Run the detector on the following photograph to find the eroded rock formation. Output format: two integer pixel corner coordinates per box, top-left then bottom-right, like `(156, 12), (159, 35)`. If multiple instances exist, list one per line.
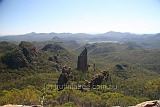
(19, 41), (38, 62)
(77, 48), (87, 72)
(87, 71), (110, 88)
(57, 73), (68, 91)
(57, 66), (72, 90)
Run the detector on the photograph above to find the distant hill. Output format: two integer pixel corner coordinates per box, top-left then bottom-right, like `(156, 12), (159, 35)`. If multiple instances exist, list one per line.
(1, 31), (160, 49)
(140, 33), (160, 49)
(0, 32), (58, 41)
(0, 32), (92, 42)
(32, 40), (81, 50)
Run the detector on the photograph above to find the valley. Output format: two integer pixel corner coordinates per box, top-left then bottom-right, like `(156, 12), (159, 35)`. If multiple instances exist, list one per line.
(0, 32), (160, 106)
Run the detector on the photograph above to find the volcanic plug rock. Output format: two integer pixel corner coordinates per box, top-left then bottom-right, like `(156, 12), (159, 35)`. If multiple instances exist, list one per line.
(77, 48), (88, 72)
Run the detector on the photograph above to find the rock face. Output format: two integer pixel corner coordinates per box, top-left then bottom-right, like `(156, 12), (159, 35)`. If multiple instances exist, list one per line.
(77, 48), (87, 72)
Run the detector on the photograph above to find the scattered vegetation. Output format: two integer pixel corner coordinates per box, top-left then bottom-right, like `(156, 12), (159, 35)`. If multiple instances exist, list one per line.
(0, 41), (160, 106)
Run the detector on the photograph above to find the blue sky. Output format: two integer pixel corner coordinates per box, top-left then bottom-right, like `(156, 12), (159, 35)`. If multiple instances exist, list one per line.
(0, 0), (160, 35)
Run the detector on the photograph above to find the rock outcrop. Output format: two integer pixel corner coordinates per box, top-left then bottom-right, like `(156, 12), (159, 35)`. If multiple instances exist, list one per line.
(77, 48), (87, 72)
(57, 66), (72, 90)
(57, 73), (68, 91)
(19, 41), (38, 62)
(41, 44), (65, 52)
(1, 41), (38, 69)
(88, 71), (110, 87)
(135, 100), (160, 107)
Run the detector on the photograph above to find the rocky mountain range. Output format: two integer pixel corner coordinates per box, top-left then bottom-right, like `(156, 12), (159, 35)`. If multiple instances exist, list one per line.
(1, 31), (160, 49)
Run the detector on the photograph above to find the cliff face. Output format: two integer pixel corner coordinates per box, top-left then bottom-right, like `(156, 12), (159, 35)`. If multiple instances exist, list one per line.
(77, 48), (87, 72)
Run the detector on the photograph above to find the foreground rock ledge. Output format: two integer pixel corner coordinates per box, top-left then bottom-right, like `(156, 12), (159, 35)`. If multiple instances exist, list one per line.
(134, 100), (160, 107)
(0, 100), (159, 107)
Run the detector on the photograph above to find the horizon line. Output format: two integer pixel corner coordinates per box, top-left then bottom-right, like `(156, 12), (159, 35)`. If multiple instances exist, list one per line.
(0, 31), (159, 37)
